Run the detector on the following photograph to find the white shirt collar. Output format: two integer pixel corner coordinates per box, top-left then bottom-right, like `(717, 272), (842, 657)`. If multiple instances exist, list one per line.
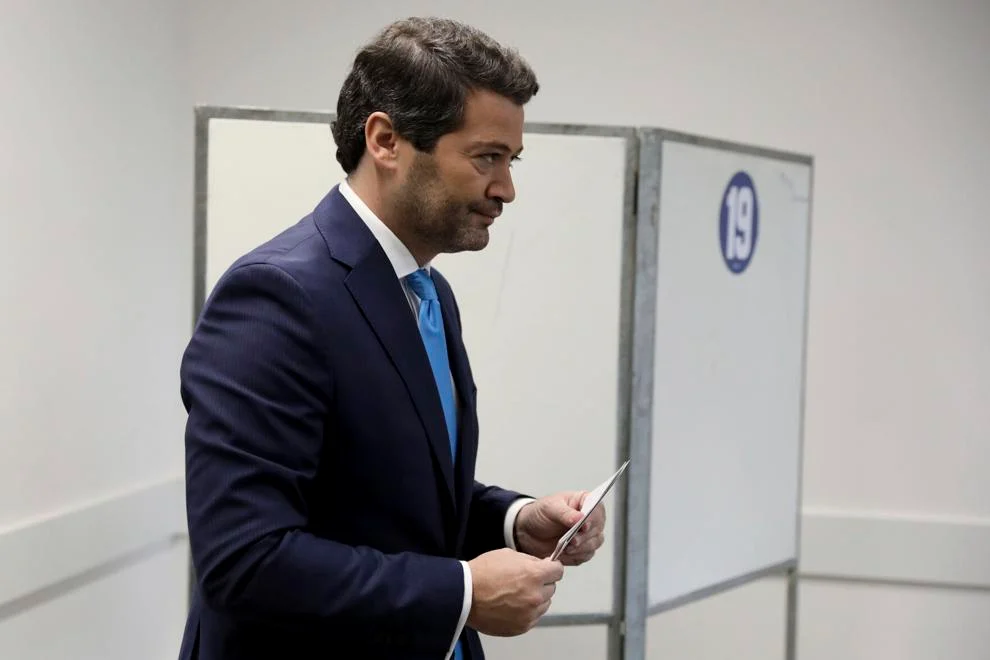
(338, 179), (427, 278)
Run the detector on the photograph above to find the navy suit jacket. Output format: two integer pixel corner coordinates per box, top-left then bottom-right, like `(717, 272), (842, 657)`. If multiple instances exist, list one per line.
(177, 186), (524, 660)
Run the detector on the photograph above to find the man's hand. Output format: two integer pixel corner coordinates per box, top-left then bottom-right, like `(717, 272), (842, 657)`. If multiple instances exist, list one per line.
(466, 548), (563, 636)
(514, 492), (606, 565)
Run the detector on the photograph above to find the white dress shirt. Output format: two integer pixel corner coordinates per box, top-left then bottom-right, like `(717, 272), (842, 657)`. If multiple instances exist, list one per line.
(338, 180), (533, 658)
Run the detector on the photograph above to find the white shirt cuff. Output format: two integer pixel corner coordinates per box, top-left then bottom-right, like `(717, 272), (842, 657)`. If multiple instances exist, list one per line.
(503, 497), (536, 551)
(445, 560), (472, 660)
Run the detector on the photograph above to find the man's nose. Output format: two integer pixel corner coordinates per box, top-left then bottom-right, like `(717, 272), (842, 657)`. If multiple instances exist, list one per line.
(489, 168), (515, 205)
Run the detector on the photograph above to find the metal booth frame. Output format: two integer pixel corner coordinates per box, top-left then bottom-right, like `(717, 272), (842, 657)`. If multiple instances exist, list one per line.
(191, 106), (814, 660)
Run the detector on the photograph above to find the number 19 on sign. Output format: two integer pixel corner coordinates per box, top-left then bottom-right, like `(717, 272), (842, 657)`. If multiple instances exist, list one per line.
(719, 171), (759, 274)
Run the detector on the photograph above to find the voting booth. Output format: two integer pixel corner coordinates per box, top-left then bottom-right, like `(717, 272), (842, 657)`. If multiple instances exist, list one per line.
(191, 107), (813, 660)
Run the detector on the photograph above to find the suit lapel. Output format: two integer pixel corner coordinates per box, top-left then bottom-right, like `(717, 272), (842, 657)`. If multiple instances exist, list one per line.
(345, 255), (457, 506)
(314, 187), (457, 507)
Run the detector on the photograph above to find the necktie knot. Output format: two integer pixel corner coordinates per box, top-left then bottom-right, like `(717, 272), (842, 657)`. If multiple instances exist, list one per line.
(405, 268), (438, 302)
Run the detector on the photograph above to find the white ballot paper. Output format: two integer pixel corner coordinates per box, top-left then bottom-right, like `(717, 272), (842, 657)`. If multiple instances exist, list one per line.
(550, 460), (630, 561)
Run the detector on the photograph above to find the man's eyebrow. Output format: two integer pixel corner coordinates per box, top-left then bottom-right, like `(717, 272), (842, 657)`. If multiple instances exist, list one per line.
(471, 141), (524, 156)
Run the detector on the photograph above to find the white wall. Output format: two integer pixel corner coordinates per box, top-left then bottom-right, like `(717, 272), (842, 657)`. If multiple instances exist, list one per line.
(183, 0), (990, 657)
(0, 0), (191, 657)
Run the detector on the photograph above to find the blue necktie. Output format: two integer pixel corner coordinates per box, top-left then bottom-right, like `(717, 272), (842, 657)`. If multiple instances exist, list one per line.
(405, 268), (458, 461)
(404, 269), (463, 660)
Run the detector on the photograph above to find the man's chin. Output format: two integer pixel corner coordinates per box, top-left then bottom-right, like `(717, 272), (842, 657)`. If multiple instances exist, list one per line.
(446, 228), (490, 254)
(466, 228), (491, 251)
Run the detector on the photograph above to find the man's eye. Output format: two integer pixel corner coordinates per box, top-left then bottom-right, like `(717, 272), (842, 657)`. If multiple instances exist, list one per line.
(476, 153), (521, 167)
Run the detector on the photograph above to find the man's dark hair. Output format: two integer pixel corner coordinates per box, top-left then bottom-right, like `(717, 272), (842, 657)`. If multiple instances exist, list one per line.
(331, 17), (539, 174)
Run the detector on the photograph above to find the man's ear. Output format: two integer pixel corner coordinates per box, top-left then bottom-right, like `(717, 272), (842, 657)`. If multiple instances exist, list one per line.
(364, 112), (400, 171)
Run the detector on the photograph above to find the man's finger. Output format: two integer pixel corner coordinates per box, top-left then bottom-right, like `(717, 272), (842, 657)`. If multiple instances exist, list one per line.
(538, 559), (565, 583)
(565, 491), (588, 509)
(567, 530), (605, 553)
(563, 549), (594, 565)
(543, 497), (583, 527)
(568, 544), (602, 563)
(571, 520), (603, 545)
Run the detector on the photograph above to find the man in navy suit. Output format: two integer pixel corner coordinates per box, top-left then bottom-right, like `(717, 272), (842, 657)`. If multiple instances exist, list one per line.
(178, 16), (606, 660)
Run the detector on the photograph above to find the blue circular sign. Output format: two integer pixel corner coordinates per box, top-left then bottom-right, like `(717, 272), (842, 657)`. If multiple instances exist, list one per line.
(719, 171), (759, 274)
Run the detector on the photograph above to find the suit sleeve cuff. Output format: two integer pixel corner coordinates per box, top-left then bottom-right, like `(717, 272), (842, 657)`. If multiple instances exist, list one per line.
(445, 561), (472, 660)
(503, 497), (536, 551)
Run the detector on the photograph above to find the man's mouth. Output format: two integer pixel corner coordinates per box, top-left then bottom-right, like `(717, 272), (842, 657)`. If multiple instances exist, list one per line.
(472, 207), (501, 221)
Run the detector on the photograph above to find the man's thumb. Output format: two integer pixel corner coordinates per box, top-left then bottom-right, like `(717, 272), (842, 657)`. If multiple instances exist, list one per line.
(547, 499), (582, 527)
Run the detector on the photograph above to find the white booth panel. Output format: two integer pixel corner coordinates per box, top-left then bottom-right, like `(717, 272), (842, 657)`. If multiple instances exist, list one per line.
(646, 137), (811, 608)
(205, 118), (343, 292)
